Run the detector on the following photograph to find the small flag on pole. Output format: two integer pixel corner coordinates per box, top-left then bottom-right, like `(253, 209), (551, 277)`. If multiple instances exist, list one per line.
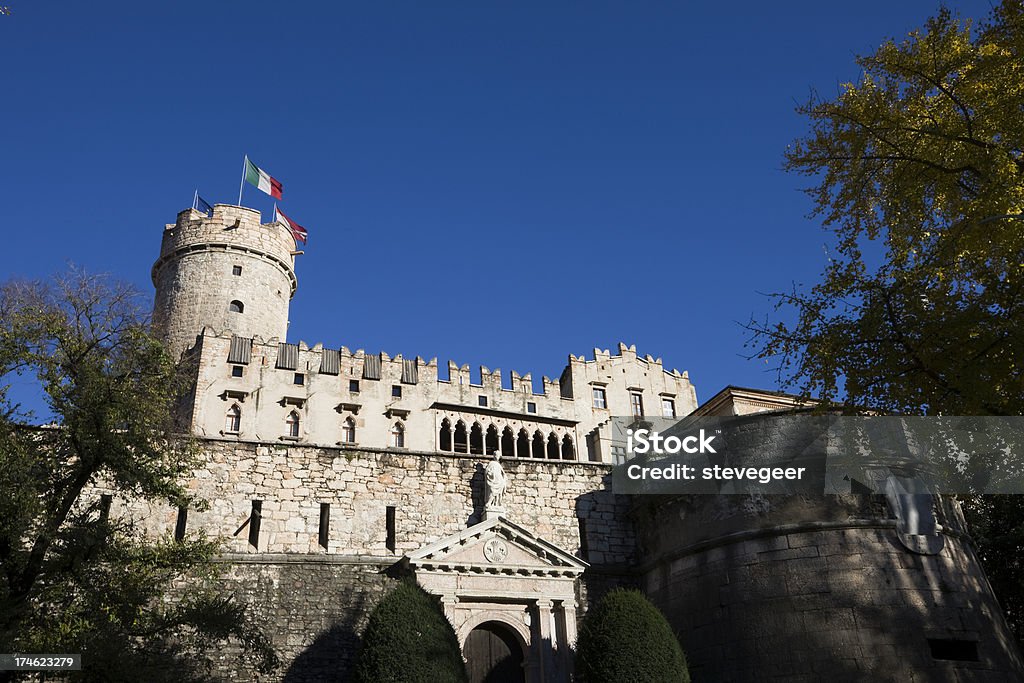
(275, 205), (308, 244)
(243, 156), (283, 199)
(195, 193), (214, 216)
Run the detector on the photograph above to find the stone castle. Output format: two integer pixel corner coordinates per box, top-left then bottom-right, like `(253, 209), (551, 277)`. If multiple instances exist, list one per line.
(131, 204), (1023, 681)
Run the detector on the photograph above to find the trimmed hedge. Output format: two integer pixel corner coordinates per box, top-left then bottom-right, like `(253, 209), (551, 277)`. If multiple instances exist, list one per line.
(575, 589), (689, 682)
(353, 581), (468, 683)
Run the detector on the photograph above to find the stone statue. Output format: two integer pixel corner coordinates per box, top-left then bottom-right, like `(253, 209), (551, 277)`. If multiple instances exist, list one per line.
(484, 451), (506, 509)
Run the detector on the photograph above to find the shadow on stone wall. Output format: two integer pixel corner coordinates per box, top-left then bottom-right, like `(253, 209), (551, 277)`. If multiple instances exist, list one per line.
(283, 591), (370, 683)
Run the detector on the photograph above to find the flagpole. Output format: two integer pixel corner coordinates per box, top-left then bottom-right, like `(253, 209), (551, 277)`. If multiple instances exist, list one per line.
(237, 155), (247, 206)
(193, 189), (198, 210)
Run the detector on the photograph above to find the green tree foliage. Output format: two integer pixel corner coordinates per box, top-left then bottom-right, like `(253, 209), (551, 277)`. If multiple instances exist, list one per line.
(750, 1), (1023, 415)
(575, 588), (689, 683)
(748, 1), (1024, 643)
(354, 581), (468, 683)
(0, 271), (277, 681)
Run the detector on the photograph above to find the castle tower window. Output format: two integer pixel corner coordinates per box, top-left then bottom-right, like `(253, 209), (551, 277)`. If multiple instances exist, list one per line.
(630, 392), (644, 418)
(439, 418), (452, 451)
(231, 365), (244, 378)
(527, 402), (537, 414)
(662, 397), (676, 418)
(229, 300), (244, 314)
(454, 421), (468, 453)
(532, 431), (545, 459)
(385, 506), (396, 553)
(248, 500), (262, 549)
(392, 385), (402, 398)
(293, 373), (305, 386)
(342, 418), (356, 444)
(485, 424), (499, 455)
(501, 427), (515, 458)
(349, 379), (360, 393)
(586, 431), (601, 462)
(478, 395), (488, 407)
(517, 429), (530, 459)
(286, 411), (300, 438)
(592, 387), (607, 409)
(578, 516), (589, 561)
(175, 505), (188, 542)
(470, 423), (484, 455)
(547, 433), (560, 459)
(391, 422), (405, 448)
(225, 404), (241, 433)
(232, 265), (242, 276)
(561, 434), (575, 460)
(318, 503), (330, 550)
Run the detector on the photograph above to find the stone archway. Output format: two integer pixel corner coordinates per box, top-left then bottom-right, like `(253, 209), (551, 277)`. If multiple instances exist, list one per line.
(465, 620), (526, 683)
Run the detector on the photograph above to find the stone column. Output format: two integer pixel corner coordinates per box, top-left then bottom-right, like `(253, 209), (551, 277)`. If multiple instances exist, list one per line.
(534, 599), (560, 682)
(557, 600), (578, 678)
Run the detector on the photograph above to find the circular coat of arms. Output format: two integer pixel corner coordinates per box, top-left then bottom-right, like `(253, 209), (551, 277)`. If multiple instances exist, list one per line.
(483, 538), (509, 563)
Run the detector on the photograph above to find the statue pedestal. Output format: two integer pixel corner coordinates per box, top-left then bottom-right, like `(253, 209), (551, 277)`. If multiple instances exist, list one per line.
(484, 506), (506, 522)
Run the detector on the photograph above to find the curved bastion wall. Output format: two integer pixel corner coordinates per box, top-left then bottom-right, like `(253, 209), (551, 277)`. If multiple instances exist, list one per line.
(151, 205), (297, 360)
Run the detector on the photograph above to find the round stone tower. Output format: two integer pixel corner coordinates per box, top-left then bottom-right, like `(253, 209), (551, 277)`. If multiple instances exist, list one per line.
(151, 204), (298, 359)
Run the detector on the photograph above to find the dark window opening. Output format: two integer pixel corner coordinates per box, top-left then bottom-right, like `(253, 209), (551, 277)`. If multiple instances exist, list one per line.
(232, 265), (242, 276)
(175, 506), (188, 541)
(454, 421), (468, 453)
(532, 431), (545, 459)
(470, 423), (484, 455)
(527, 402), (537, 414)
(578, 517), (589, 560)
(294, 373), (305, 386)
(439, 418), (452, 451)
(561, 434), (575, 460)
(927, 638), (979, 662)
(229, 300), (244, 314)
(349, 379), (360, 393)
(319, 503), (330, 550)
(231, 365), (244, 378)
(485, 424), (499, 455)
(517, 429), (530, 459)
(547, 433), (560, 459)
(248, 500), (262, 549)
(392, 385), (402, 398)
(501, 427), (515, 458)
(386, 506), (396, 552)
(478, 395), (488, 407)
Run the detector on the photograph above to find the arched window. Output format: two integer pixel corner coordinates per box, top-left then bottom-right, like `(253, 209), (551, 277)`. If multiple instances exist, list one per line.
(501, 427), (515, 458)
(454, 421), (468, 453)
(286, 411), (300, 438)
(470, 423), (484, 455)
(439, 418), (452, 451)
(547, 433), (560, 459)
(485, 425), (499, 455)
(517, 429), (530, 459)
(391, 422), (405, 448)
(225, 404), (241, 433)
(561, 434), (575, 460)
(532, 431), (545, 459)
(342, 417), (356, 443)
(229, 300), (244, 313)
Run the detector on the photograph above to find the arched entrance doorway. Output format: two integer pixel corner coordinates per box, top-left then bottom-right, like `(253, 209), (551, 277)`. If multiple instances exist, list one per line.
(464, 621), (525, 683)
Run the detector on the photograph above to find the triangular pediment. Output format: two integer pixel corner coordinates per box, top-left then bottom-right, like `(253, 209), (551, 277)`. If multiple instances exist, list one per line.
(406, 516), (588, 576)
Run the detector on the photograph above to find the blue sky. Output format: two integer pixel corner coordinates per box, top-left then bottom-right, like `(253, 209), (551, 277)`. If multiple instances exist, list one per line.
(0, 0), (996, 409)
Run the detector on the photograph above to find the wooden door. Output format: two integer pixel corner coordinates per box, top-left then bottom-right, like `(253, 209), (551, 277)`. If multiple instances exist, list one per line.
(464, 622), (525, 683)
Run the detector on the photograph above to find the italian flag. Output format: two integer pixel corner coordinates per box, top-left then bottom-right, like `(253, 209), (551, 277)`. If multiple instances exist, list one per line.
(244, 157), (283, 199)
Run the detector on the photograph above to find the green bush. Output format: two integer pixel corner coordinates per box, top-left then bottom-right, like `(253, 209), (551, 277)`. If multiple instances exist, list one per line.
(354, 580), (468, 683)
(576, 588), (689, 682)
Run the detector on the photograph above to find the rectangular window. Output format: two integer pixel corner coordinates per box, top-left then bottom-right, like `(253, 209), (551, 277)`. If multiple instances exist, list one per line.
(248, 500), (262, 549)
(662, 398), (676, 418)
(318, 503), (330, 550)
(386, 506), (396, 552)
(232, 265), (242, 276)
(349, 379), (360, 393)
(527, 402), (537, 414)
(478, 395), (488, 407)
(592, 387), (607, 409)
(175, 506), (188, 541)
(392, 385), (402, 398)
(294, 373), (305, 386)
(231, 365), (244, 378)
(630, 392), (644, 418)
(578, 517), (589, 561)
